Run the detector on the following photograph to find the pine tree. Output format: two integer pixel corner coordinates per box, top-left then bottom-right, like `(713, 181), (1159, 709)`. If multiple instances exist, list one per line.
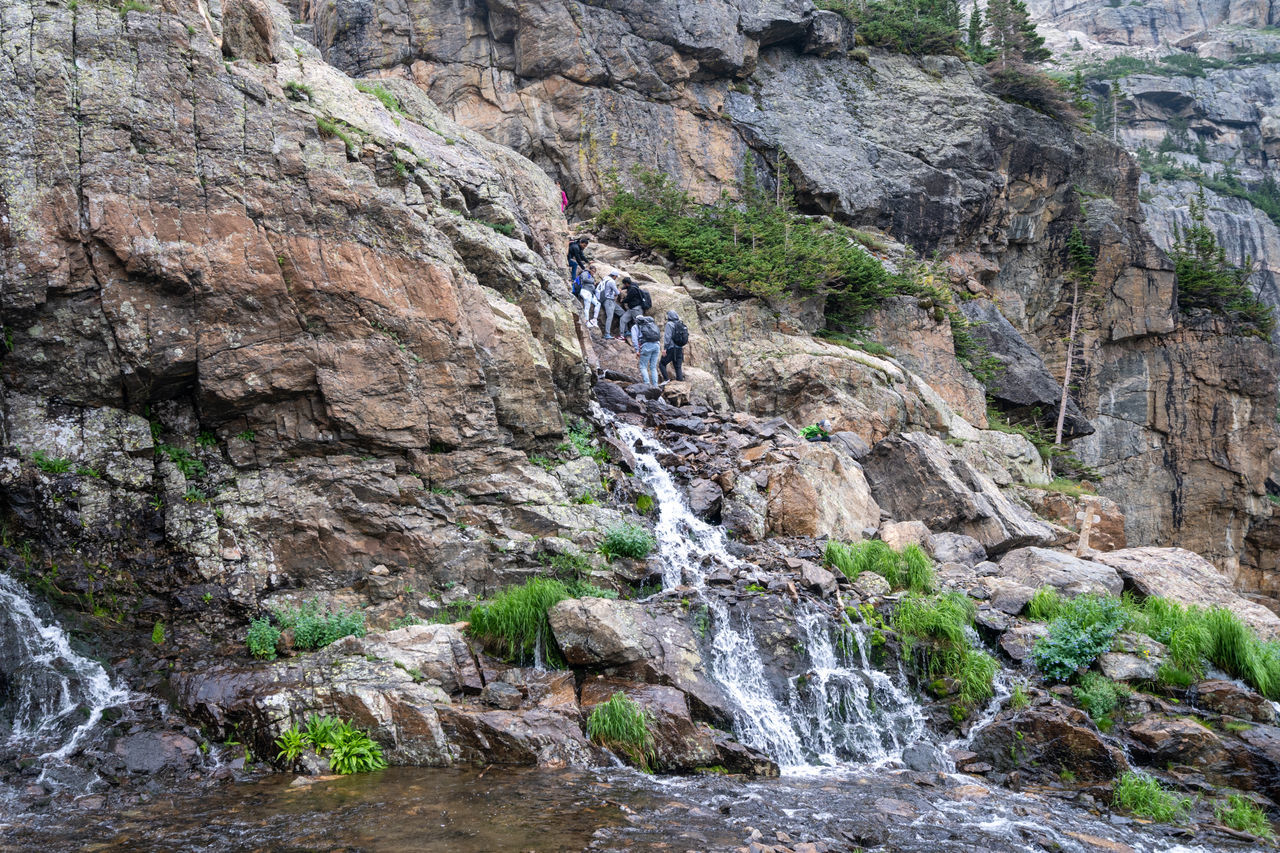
(967, 4), (983, 54)
(1055, 226), (1095, 446)
(1011, 0), (1050, 62)
(1171, 188), (1273, 336)
(985, 0), (1015, 58)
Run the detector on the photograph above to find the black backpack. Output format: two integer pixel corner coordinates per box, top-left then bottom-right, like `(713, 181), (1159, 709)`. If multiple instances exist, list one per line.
(637, 286), (652, 311)
(671, 320), (689, 347)
(639, 320), (660, 344)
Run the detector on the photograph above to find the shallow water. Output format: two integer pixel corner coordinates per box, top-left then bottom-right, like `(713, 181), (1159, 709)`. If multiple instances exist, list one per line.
(1, 763), (1245, 853)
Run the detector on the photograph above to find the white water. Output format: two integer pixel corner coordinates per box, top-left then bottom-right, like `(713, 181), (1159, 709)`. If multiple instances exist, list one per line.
(613, 422), (929, 772)
(0, 573), (131, 785)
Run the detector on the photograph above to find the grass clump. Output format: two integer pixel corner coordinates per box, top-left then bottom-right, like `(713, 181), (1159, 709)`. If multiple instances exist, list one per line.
(824, 540), (936, 594)
(1032, 594), (1128, 682)
(119, 0), (151, 16)
(893, 592), (994, 709)
(586, 692), (656, 771)
(600, 523), (655, 560)
(466, 577), (570, 667)
(273, 599), (366, 651)
(354, 81), (405, 114)
(316, 116), (359, 155)
(276, 715), (387, 774)
(284, 80), (313, 101)
(1026, 586), (1064, 621)
(247, 617), (281, 659)
(1009, 681), (1030, 711)
(31, 450), (73, 474)
(1215, 793), (1274, 840)
(1112, 772), (1192, 823)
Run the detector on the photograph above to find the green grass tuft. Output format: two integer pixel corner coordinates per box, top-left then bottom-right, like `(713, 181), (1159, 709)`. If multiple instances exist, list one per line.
(1026, 586), (1064, 621)
(1215, 794), (1275, 839)
(824, 539), (935, 593)
(354, 81), (405, 114)
(1112, 771), (1192, 823)
(893, 592), (993, 710)
(466, 577), (570, 666)
(587, 692), (655, 771)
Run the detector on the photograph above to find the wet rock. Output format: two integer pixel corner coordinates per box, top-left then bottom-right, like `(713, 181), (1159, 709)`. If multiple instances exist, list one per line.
(796, 560), (838, 598)
(112, 732), (200, 774)
(765, 441), (881, 540)
(548, 598), (731, 723)
(926, 532), (987, 567)
(998, 547), (1124, 597)
(902, 743), (948, 772)
(710, 731), (780, 777)
(878, 520), (930, 551)
(1094, 548), (1280, 640)
(1127, 716), (1228, 767)
(581, 678), (718, 772)
(481, 682), (524, 710)
(1193, 680), (1276, 724)
(969, 705), (1127, 782)
(851, 572), (890, 599)
(596, 380), (641, 414)
(687, 478), (725, 521)
(862, 433), (1052, 555)
(435, 705), (593, 767)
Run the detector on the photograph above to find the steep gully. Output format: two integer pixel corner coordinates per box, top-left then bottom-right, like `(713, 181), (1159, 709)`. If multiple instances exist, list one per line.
(0, 419), (1243, 852)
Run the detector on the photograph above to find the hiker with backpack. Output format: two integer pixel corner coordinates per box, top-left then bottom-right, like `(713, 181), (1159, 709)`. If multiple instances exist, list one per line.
(659, 310), (688, 382)
(567, 236), (590, 281)
(618, 276), (650, 339)
(598, 270), (621, 339)
(630, 314), (663, 386)
(576, 268), (600, 325)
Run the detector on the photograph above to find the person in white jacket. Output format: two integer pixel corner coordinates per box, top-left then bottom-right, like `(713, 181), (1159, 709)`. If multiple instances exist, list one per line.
(597, 271), (621, 339)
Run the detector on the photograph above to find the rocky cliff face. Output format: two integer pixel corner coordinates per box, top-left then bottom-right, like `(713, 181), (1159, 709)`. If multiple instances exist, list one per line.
(1025, 0), (1279, 50)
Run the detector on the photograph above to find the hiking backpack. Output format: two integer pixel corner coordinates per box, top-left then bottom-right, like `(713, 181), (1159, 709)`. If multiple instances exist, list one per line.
(671, 320), (689, 347)
(638, 286), (652, 311)
(639, 319), (661, 344)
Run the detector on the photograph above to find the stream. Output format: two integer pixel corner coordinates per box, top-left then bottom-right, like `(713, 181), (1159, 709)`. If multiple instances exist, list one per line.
(0, 422), (1247, 851)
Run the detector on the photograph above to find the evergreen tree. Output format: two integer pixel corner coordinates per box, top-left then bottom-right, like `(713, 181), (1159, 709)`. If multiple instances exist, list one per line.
(967, 4), (983, 54)
(1171, 189), (1273, 337)
(1012, 0), (1050, 62)
(985, 0), (1015, 58)
(1055, 225), (1095, 446)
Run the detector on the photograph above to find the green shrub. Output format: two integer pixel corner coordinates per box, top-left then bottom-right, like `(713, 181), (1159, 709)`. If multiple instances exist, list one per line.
(247, 617), (280, 659)
(824, 539), (935, 593)
(818, 0), (964, 57)
(275, 727), (308, 763)
(600, 523), (655, 560)
(466, 577), (570, 666)
(119, 0), (151, 16)
(1032, 594), (1128, 682)
(1026, 586), (1063, 621)
(354, 81), (404, 114)
(597, 165), (893, 319)
(1157, 663), (1196, 688)
(1215, 793), (1274, 840)
(156, 444), (206, 478)
(587, 692), (655, 771)
(284, 80), (313, 101)
(151, 620), (165, 645)
(31, 450), (73, 474)
(1112, 772), (1192, 822)
(272, 599), (366, 651)
(1072, 671), (1128, 720)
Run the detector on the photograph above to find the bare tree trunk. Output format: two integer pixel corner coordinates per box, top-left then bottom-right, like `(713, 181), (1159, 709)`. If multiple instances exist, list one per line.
(1055, 279), (1081, 446)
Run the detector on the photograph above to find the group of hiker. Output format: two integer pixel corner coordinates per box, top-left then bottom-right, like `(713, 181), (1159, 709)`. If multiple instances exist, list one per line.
(567, 236), (688, 387)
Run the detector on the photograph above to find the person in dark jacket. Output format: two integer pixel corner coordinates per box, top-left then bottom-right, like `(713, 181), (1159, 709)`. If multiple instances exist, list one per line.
(659, 309), (686, 382)
(567, 237), (591, 280)
(618, 277), (648, 338)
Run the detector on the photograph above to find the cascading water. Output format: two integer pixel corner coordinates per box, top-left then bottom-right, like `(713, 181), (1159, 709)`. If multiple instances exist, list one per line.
(0, 572), (132, 793)
(613, 422), (928, 772)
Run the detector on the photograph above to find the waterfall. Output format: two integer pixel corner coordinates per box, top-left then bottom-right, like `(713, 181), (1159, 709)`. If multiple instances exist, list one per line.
(0, 572), (131, 789)
(613, 421), (928, 772)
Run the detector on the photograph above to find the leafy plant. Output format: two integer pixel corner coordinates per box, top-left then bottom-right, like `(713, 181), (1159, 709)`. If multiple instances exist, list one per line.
(1072, 671), (1128, 720)
(75, 465), (102, 478)
(237, 430), (257, 442)
(284, 80), (313, 101)
(1032, 594), (1128, 682)
(151, 621), (165, 645)
(273, 599), (366, 651)
(247, 617), (281, 659)
(587, 692), (656, 771)
(275, 727), (308, 763)
(600, 523), (656, 560)
(529, 454), (557, 471)
(31, 450), (73, 474)
(1215, 794), (1275, 840)
(327, 722), (388, 775)
(196, 431), (217, 448)
(389, 614), (422, 630)
(466, 577), (570, 666)
(1009, 681), (1030, 711)
(156, 444), (206, 479)
(1112, 772), (1192, 823)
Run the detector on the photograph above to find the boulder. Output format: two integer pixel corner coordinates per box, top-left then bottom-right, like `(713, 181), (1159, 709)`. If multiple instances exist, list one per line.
(878, 520), (930, 551)
(998, 547), (1124, 597)
(926, 532), (987, 567)
(1020, 489), (1126, 552)
(687, 478), (725, 521)
(984, 579), (1037, 615)
(480, 682), (524, 710)
(861, 432), (1052, 555)
(969, 705), (1127, 782)
(548, 598), (731, 723)
(580, 679), (719, 772)
(959, 299), (1092, 439)
(1098, 632), (1166, 682)
(796, 560), (838, 597)
(765, 441), (881, 540)
(999, 622), (1048, 662)
(1127, 716), (1228, 767)
(852, 572), (891, 599)
(595, 380), (641, 414)
(830, 431), (871, 460)
(552, 456), (603, 498)
(352, 624), (485, 696)
(1194, 680), (1277, 724)
(112, 732), (201, 774)
(435, 705), (594, 767)
(1094, 548), (1280, 640)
